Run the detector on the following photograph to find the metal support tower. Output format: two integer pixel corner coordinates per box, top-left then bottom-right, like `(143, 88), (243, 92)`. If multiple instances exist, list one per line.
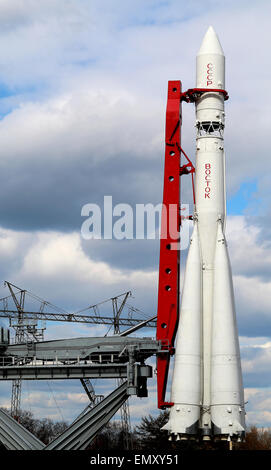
(0, 284), (155, 428)
(80, 379), (103, 407)
(0, 287), (156, 328)
(0, 335), (158, 450)
(112, 292), (133, 449)
(156, 82), (182, 409)
(6, 282), (45, 420)
(156, 82), (196, 409)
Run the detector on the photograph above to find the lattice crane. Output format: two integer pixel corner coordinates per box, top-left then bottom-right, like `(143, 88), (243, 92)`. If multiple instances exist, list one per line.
(0, 282), (156, 446)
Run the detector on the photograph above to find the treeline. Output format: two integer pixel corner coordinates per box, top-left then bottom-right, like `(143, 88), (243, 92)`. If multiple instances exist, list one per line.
(0, 408), (68, 445)
(1, 408), (271, 450)
(91, 411), (271, 451)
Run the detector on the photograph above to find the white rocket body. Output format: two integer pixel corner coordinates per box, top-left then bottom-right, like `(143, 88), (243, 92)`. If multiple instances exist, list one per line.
(164, 27), (245, 441)
(162, 223), (202, 436)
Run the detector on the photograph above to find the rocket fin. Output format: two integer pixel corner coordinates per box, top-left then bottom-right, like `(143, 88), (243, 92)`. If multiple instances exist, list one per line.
(211, 222), (245, 438)
(163, 222), (202, 435)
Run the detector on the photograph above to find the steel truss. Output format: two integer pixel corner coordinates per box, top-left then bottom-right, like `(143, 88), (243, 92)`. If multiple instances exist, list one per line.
(0, 335), (161, 450)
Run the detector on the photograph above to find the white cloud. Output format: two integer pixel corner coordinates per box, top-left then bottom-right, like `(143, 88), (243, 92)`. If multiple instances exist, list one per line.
(19, 230), (157, 290)
(234, 275), (271, 319)
(0, 228), (19, 256)
(0, 0), (268, 202)
(244, 388), (271, 427)
(0, 89), (161, 167)
(242, 345), (271, 375)
(0, 0), (270, 431)
(0, 226), (158, 289)
(227, 216), (271, 279)
(224, 216), (271, 332)
(0, 226), (157, 332)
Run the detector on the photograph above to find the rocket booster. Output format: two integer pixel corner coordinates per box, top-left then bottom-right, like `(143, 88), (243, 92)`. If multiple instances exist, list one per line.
(163, 27), (245, 441)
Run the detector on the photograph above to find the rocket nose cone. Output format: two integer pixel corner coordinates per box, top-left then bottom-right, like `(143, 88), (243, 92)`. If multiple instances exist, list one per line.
(197, 26), (224, 56)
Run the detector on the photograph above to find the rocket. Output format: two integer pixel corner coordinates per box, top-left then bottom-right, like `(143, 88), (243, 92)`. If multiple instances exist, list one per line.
(163, 26), (246, 441)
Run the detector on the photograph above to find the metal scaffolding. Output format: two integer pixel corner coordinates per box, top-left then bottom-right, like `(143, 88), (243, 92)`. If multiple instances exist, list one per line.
(5, 282), (45, 420)
(0, 334), (161, 450)
(0, 282), (156, 445)
(112, 292), (132, 449)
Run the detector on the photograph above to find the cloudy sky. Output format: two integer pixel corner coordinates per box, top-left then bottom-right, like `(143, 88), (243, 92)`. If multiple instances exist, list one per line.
(0, 0), (270, 432)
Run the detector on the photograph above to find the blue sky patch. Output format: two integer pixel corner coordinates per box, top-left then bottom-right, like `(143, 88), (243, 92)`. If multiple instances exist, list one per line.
(227, 180), (258, 215)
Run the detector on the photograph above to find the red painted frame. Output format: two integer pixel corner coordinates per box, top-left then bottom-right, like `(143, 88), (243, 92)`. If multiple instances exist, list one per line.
(156, 81), (182, 409)
(156, 84), (228, 409)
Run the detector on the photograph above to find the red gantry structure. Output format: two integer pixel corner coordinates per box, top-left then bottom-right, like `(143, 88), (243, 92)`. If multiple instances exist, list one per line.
(156, 85), (229, 410)
(156, 80), (196, 409)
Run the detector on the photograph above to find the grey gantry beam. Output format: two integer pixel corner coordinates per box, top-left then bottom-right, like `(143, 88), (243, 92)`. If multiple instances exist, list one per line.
(0, 335), (157, 450)
(0, 408), (44, 450)
(0, 283), (154, 433)
(1, 336), (159, 362)
(0, 336), (160, 381)
(0, 363), (153, 381)
(0, 363), (127, 380)
(0, 309), (157, 327)
(119, 315), (157, 336)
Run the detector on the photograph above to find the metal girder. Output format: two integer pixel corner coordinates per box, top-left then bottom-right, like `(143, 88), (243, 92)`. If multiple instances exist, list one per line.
(0, 380), (141, 451)
(0, 364), (153, 450)
(112, 290), (133, 449)
(80, 378), (103, 405)
(0, 363), (129, 380)
(0, 408), (44, 450)
(119, 315), (157, 337)
(156, 81), (182, 409)
(0, 363), (152, 383)
(0, 309), (157, 328)
(0, 337), (159, 382)
(0, 336), (158, 450)
(1, 336), (159, 362)
(45, 381), (129, 450)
